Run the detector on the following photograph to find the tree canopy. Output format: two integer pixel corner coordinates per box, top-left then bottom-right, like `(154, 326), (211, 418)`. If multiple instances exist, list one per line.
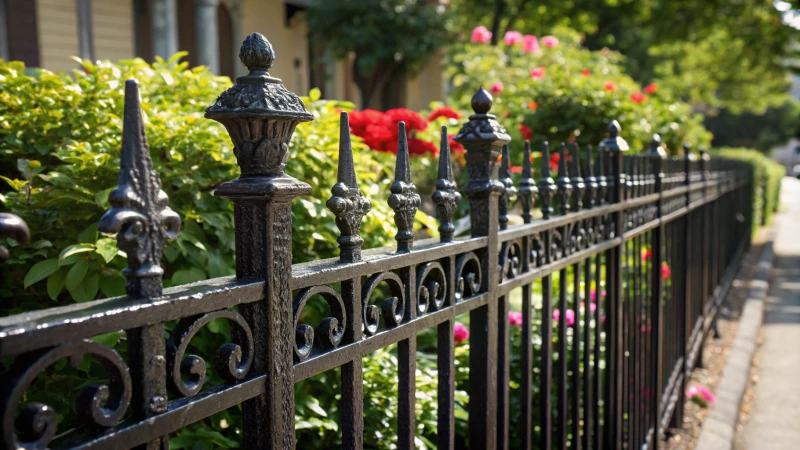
(449, 0), (800, 114)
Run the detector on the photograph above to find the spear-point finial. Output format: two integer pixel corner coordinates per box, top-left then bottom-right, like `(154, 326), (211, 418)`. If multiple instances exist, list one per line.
(389, 122), (421, 252)
(518, 141), (538, 223)
(98, 79), (181, 299)
(538, 141), (557, 219)
(699, 147), (710, 181)
(683, 142), (694, 160)
(326, 112), (373, 262)
(432, 126), (461, 242)
(585, 145), (598, 208)
(556, 143), (573, 215)
(498, 144), (517, 230)
(571, 142), (585, 210)
(0, 213), (29, 263)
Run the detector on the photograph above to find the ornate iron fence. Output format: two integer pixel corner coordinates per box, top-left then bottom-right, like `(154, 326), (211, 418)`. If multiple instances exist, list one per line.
(0, 33), (753, 450)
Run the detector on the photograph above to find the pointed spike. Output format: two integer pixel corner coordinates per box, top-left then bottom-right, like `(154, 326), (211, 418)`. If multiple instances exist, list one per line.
(585, 144), (594, 178)
(396, 121), (410, 183)
(558, 143), (568, 179)
(500, 144), (511, 177)
(438, 126), (453, 182)
(337, 112), (358, 188)
(498, 144), (516, 230)
(541, 141), (551, 178)
(522, 141), (533, 179)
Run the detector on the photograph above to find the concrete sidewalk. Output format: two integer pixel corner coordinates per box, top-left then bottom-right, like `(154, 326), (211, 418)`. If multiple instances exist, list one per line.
(742, 177), (800, 449)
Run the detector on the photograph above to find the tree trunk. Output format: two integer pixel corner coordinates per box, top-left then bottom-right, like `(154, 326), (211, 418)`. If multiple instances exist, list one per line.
(352, 55), (399, 109)
(490, 0), (507, 46)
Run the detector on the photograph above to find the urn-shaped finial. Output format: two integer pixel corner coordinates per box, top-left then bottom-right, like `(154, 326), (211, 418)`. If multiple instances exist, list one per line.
(206, 33), (313, 183)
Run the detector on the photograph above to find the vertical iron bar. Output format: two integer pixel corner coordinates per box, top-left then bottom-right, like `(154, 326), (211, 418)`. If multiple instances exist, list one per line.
(538, 141), (557, 450)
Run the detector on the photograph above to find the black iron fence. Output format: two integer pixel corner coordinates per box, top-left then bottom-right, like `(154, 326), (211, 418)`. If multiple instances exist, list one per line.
(0, 33), (753, 450)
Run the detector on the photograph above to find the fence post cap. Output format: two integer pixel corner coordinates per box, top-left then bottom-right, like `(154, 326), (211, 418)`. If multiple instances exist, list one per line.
(647, 134), (667, 158)
(598, 120), (629, 152)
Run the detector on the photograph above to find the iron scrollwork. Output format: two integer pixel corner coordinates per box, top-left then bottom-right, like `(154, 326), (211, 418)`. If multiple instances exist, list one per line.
(292, 286), (347, 361)
(417, 262), (448, 315)
(362, 272), (406, 336)
(2, 341), (132, 450)
(500, 240), (522, 280)
(454, 252), (482, 302)
(167, 310), (255, 397)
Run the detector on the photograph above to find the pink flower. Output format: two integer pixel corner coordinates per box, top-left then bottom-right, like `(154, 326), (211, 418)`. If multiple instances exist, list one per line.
(604, 81), (617, 92)
(580, 302), (598, 313)
(508, 311), (523, 326)
(662, 262), (672, 280)
(644, 83), (658, 94)
(542, 36), (559, 48)
(504, 31), (523, 45)
(522, 35), (540, 53)
(590, 289), (606, 302)
(471, 26), (492, 44)
(631, 92), (648, 104)
(454, 322), (470, 344)
(531, 67), (546, 80)
(490, 82), (504, 94)
(553, 309), (576, 326)
(686, 384), (716, 407)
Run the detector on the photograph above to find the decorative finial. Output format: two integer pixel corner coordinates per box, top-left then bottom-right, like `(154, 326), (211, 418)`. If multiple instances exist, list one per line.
(538, 141), (557, 220)
(432, 126), (461, 242)
(598, 119), (629, 152)
(571, 143), (585, 210)
(99, 79), (181, 299)
(683, 142), (694, 160)
(498, 144), (517, 230)
(556, 143), (573, 215)
(326, 112), (372, 263)
(647, 134), (667, 158)
(471, 87), (493, 115)
(389, 122), (421, 253)
(239, 33), (275, 73)
(0, 213), (30, 263)
(518, 141), (538, 223)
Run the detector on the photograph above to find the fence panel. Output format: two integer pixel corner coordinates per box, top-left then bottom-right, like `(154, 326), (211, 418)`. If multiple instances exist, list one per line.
(0, 33), (753, 450)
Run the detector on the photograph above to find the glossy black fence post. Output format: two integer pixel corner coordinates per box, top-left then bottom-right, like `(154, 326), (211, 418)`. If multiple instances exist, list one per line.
(647, 135), (667, 449)
(208, 33), (313, 450)
(454, 87), (509, 450)
(598, 120), (629, 450)
(98, 80), (181, 450)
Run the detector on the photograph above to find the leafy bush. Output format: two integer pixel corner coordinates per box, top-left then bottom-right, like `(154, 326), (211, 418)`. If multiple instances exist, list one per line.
(713, 147), (785, 230)
(0, 56), (401, 310)
(445, 27), (712, 161)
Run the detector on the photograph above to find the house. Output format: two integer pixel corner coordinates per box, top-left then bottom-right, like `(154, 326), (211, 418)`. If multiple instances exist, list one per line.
(0, 0), (445, 110)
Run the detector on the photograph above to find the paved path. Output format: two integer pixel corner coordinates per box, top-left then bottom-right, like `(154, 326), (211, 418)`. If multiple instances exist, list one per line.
(742, 177), (800, 449)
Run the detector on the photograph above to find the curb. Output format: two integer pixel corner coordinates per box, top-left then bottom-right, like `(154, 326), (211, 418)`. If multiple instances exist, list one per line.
(695, 230), (775, 450)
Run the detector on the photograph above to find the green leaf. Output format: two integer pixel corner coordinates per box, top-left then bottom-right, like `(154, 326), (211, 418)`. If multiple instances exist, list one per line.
(59, 244), (95, 265)
(306, 399), (328, 417)
(95, 238), (119, 263)
(32, 240), (53, 249)
(99, 271), (126, 298)
(46, 267), (68, 300)
(170, 267), (207, 285)
(24, 259), (60, 288)
(78, 223), (98, 243)
(69, 272), (99, 302)
(91, 331), (120, 347)
(66, 260), (89, 291)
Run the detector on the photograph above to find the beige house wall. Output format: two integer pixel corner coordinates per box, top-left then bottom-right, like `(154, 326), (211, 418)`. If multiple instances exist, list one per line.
(241, 0), (309, 96)
(37, 0), (79, 73)
(91, 0), (135, 62)
(405, 52), (444, 111)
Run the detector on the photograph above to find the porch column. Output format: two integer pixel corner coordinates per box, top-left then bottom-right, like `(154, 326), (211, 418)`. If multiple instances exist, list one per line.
(151, 0), (178, 59)
(196, 0), (219, 74)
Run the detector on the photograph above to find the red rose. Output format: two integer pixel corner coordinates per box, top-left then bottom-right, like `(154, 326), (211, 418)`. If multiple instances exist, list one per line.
(581, 69), (590, 77)
(644, 83), (657, 94)
(428, 106), (462, 121)
(631, 92), (647, 103)
(604, 81), (617, 92)
(386, 108), (429, 132)
(408, 137), (439, 157)
(519, 124), (533, 141)
(527, 101), (537, 110)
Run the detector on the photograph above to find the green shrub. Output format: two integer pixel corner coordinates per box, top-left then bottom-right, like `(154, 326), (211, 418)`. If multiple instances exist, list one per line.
(0, 56), (402, 310)
(713, 147), (784, 231)
(445, 27), (712, 159)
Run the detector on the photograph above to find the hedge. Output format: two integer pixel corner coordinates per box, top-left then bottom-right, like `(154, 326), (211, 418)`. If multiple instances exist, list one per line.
(714, 147), (785, 231)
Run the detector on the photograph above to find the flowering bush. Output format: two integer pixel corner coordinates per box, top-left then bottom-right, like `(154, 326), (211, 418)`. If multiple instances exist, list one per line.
(686, 384), (716, 408)
(446, 26), (712, 163)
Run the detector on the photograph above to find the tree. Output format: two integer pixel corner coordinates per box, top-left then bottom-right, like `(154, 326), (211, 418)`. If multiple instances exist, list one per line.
(306, 0), (452, 109)
(449, 0), (800, 114)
